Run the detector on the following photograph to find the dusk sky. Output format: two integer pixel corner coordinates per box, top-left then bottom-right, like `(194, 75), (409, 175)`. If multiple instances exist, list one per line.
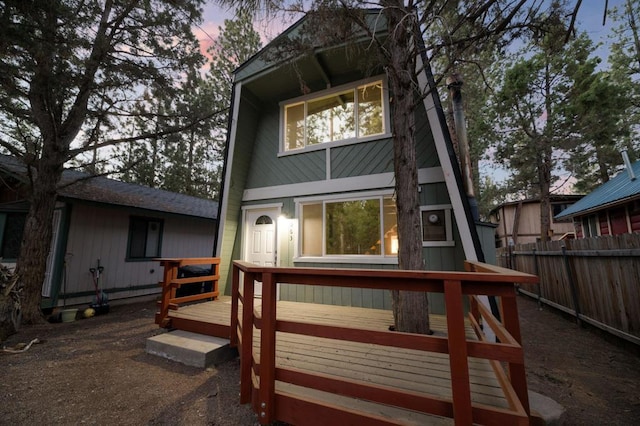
(195, 1), (627, 64)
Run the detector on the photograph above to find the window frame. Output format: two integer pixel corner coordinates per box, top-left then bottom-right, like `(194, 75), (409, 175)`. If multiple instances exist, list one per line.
(126, 216), (164, 261)
(294, 190), (398, 264)
(279, 76), (391, 156)
(420, 204), (455, 247)
(0, 212), (27, 261)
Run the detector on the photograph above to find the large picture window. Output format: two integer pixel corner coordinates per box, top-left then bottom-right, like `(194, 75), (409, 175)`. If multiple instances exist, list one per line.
(299, 195), (397, 259)
(283, 79), (387, 152)
(127, 217), (163, 260)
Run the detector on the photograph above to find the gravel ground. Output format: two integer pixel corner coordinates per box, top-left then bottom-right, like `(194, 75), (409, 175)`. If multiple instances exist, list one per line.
(1, 295), (639, 425)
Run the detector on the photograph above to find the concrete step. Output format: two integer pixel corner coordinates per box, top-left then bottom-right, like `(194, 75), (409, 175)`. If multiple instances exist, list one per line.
(146, 330), (236, 368)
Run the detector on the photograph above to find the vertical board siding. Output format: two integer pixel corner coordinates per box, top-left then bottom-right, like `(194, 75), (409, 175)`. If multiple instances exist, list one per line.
(278, 262), (395, 310)
(63, 203), (215, 306)
(498, 234), (640, 342)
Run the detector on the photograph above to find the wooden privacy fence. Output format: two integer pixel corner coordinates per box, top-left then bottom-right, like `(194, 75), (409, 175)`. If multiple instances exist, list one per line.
(154, 257), (220, 327)
(231, 260), (538, 425)
(497, 234), (640, 345)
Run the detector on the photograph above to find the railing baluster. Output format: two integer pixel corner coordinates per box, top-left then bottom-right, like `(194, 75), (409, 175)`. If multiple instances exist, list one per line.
(240, 269), (254, 405)
(258, 271), (277, 424)
(501, 292), (530, 415)
(230, 263), (239, 347)
(444, 279), (473, 425)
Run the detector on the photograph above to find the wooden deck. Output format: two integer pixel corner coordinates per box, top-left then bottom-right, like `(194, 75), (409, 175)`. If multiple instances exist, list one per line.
(155, 258), (538, 425)
(168, 299), (506, 424)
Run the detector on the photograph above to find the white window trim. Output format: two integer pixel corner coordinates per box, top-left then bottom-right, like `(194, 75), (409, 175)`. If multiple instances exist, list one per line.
(420, 204), (455, 247)
(278, 75), (391, 156)
(294, 190), (398, 264)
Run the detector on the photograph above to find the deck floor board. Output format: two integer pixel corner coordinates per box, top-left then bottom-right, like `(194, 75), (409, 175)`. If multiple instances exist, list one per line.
(167, 298), (510, 421)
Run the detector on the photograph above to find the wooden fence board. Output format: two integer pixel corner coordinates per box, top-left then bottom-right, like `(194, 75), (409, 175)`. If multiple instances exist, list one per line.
(497, 234), (640, 344)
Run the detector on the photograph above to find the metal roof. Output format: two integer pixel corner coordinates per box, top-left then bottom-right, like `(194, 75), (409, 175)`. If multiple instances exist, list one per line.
(555, 160), (640, 219)
(0, 155), (218, 220)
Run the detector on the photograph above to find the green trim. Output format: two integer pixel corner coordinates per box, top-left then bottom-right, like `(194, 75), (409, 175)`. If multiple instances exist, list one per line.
(40, 204), (73, 309)
(57, 283), (160, 300)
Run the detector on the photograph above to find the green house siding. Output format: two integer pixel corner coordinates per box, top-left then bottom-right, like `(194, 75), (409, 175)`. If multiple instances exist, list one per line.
(245, 107), (326, 188)
(278, 262), (396, 310)
(331, 139), (394, 179)
(219, 90), (260, 294)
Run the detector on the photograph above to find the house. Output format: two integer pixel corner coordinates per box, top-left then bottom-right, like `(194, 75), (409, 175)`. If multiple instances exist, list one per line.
(0, 154), (218, 310)
(554, 159), (640, 238)
(215, 11), (491, 312)
(489, 195), (583, 247)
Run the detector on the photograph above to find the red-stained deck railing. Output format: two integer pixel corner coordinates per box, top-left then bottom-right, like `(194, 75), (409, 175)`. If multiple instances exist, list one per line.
(154, 257), (220, 328)
(231, 260), (538, 426)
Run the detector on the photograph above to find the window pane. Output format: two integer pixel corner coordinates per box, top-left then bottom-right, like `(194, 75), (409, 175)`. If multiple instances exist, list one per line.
(129, 218), (147, 258)
(285, 103), (305, 151)
(145, 221), (161, 257)
(1, 213), (26, 259)
(302, 204), (323, 256)
(326, 199), (380, 255)
(307, 91), (355, 145)
(383, 198), (398, 255)
(358, 82), (384, 137)
(422, 210), (446, 241)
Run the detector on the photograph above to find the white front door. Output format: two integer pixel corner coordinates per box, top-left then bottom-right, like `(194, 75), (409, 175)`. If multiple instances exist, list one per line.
(244, 207), (278, 297)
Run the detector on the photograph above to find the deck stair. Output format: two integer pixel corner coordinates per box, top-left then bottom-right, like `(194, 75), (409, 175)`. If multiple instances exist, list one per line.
(146, 330), (236, 368)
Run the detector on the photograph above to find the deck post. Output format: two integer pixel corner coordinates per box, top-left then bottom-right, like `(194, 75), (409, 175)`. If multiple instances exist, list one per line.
(230, 264), (239, 348)
(258, 271), (277, 425)
(157, 259), (179, 326)
(444, 280), (473, 425)
(240, 268), (255, 405)
(501, 291), (531, 415)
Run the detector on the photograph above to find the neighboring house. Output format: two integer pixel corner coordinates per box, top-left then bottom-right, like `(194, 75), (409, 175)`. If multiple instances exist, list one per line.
(489, 195), (582, 247)
(0, 154), (218, 310)
(215, 11), (489, 312)
(555, 160), (640, 238)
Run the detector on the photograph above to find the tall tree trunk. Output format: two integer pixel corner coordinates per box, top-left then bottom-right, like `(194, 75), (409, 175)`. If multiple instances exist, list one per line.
(15, 154), (64, 324)
(383, 1), (430, 334)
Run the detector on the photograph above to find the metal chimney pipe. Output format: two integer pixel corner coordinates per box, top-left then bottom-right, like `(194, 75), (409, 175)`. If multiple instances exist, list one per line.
(447, 73), (479, 221)
(622, 150), (636, 181)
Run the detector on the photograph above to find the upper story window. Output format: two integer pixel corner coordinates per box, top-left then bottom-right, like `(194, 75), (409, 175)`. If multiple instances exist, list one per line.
(282, 78), (388, 153)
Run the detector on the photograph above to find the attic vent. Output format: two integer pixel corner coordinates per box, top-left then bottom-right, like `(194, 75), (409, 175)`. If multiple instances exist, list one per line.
(255, 215), (273, 225)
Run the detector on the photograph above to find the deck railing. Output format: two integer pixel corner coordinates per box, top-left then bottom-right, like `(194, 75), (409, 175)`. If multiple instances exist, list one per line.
(231, 260), (538, 426)
(154, 257), (220, 327)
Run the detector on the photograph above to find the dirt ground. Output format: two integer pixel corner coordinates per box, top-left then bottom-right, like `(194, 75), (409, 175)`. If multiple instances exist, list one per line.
(1, 295), (639, 425)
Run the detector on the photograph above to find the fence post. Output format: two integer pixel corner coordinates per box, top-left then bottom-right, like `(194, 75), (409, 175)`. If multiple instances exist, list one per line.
(561, 242), (582, 326)
(532, 247), (541, 310)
